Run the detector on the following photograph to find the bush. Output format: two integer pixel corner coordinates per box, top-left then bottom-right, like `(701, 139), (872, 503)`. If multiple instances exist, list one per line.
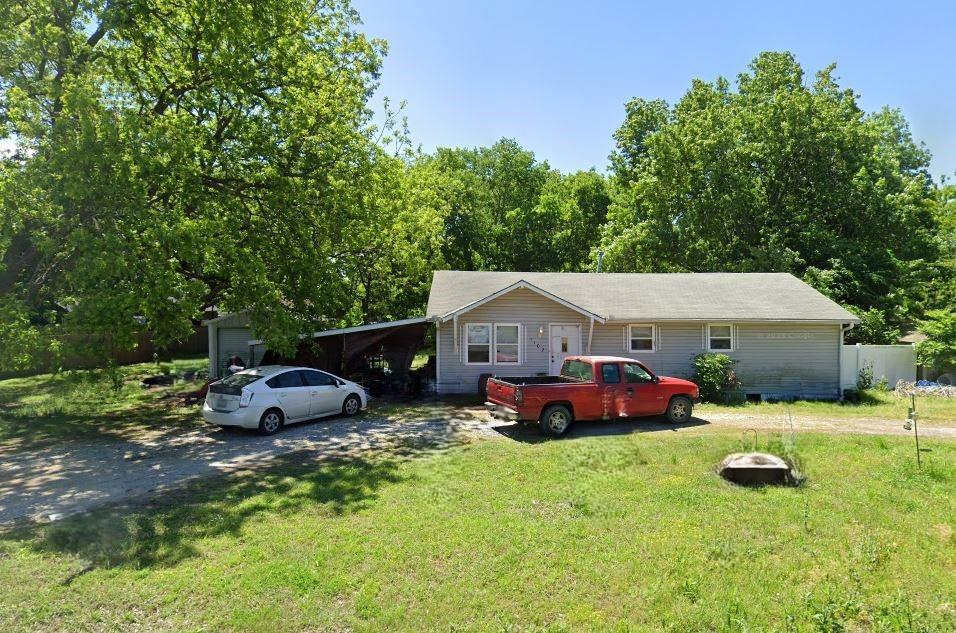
(692, 353), (741, 403)
(856, 361), (874, 391)
(102, 360), (124, 393)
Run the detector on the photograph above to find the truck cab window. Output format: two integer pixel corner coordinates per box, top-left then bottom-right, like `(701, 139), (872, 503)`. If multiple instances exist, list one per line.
(624, 362), (654, 383)
(601, 363), (621, 384)
(561, 359), (593, 381)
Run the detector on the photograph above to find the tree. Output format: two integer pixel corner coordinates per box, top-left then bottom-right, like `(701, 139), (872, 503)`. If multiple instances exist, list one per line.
(0, 0), (386, 368)
(600, 52), (938, 324)
(424, 139), (554, 271)
(530, 170), (610, 271)
(420, 139), (607, 273)
(924, 182), (956, 313)
(340, 150), (448, 325)
(844, 307), (901, 345)
(915, 310), (956, 373)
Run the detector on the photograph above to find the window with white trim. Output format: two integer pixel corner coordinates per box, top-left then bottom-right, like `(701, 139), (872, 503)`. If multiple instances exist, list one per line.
(494, 324), (521, 365)
(465, 323), (491, 364)
(628, 324), (656, 352)
(708, 324), (734, 351)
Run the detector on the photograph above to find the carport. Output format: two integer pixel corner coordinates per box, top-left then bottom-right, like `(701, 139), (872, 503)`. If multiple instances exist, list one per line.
(249, 317), (432, 395)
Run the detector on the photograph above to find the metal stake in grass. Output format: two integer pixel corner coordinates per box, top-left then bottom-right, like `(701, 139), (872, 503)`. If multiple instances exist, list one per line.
(903, 394), (921, 469)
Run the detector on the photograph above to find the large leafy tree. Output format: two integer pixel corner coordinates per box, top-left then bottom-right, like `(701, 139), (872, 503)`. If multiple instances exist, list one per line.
(341, 150), (448, 325)
(600, 52), (938, 322)
(0, 0), (386, 368)
(425, 139), (554, 271)
(421, 139), (608, 272)
(530, 170), (610, 271)
(924, 182), (956, 313)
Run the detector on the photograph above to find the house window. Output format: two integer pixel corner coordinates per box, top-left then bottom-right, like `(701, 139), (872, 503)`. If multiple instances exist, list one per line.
(494, 324), (521, 365)
(708, 324), (734, 351)
(465, 324), (491, 364)
(628, 324), (656, 352)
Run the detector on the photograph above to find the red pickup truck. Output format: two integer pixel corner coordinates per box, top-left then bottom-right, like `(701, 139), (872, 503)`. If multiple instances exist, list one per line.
(485, 355), (700, 436)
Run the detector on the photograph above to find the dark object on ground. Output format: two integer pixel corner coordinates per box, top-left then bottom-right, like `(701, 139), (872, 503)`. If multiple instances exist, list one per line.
(478, 373), (493, 397)
(718, 452), (796, 486)
(140, 374), (175, 387)
(183, 379), (217, 405)
(182, 369), (208, 381)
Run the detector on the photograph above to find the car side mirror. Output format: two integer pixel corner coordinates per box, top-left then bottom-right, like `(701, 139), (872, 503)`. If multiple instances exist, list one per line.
(653, 376), (660, 384)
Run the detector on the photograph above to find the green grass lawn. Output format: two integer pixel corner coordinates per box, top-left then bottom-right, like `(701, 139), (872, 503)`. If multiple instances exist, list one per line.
(1, 428), (953, 631)
(0, 357), (209, 450)
(699, 389), (956, 425)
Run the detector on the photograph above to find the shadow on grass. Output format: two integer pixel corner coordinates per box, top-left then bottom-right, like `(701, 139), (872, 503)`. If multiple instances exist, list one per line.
(0, 368), (209, 450)
(492, 415), (711, 443)
(1, 451), (405, 581)
(0, 404), (203, 451)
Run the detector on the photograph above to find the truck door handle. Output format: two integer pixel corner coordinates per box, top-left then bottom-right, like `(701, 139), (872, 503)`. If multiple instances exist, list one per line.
(626, 388), (634, 395)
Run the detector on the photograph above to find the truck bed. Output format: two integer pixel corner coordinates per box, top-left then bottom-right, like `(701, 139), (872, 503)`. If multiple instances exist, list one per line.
(490, 376), (584, 386)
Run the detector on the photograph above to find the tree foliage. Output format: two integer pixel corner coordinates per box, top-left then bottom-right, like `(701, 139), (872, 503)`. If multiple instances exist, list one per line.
(915, 310), (956, 372)
(601, 52), (939, 323)
(844, 307), (901, 345)
(2, 31), (953, 374)
(422, 139), (610, 272)
(0, 0), (388, 366)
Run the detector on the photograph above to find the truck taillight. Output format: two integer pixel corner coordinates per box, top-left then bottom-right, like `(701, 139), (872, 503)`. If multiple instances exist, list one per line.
(514, 388), (523, 405)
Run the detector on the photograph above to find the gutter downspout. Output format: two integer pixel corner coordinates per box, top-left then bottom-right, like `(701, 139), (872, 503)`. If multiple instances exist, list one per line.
(839, 322), (856, 398)
(587, 316), (595, 354)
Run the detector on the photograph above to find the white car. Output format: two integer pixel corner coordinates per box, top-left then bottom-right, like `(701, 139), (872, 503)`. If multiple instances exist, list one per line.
(202, 365), (368, 435)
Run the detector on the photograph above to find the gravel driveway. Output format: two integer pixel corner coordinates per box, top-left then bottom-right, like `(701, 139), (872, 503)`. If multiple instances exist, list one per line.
(2, 402), (953, 526)
(0, 404), (495, 526)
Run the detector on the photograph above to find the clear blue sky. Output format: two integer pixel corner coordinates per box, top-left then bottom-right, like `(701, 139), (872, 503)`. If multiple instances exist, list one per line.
(355, 0), (955, 180)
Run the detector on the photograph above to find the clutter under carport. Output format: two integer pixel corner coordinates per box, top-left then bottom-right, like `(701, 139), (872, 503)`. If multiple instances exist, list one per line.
(253, 317), (433, 397)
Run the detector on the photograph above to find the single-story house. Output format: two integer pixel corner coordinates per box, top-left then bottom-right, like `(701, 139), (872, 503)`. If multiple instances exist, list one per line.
(425, 271), (860, 399)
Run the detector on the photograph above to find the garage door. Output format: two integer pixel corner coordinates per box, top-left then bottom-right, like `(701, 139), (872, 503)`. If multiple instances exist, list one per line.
(217, 327), (252, 377)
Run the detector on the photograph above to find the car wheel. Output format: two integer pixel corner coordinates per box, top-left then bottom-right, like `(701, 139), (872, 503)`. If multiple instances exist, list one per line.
(539, 404), (573, 437)
(666, 396), (693, 424)
(258, 408), (284, 435)
(342, 394), (362, 417)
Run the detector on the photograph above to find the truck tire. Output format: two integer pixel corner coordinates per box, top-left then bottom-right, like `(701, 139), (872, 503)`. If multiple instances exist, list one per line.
(539, 404), (573, 437)
(666, 396), (693, 424)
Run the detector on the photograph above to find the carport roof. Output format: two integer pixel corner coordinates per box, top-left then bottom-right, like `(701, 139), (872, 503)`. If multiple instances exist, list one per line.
(247, 316), (428, 346)
(425, 271), (859, 323)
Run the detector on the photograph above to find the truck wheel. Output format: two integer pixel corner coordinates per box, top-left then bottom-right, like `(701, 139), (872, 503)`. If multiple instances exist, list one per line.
(539, 404), (573, 437)
(666, 396), (693, 424)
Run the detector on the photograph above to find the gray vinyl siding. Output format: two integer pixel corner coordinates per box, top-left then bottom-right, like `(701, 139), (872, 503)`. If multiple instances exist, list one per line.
(438, 289), (842, 398)
(591, 321), (841, 398)
(436, 287), (587, 394)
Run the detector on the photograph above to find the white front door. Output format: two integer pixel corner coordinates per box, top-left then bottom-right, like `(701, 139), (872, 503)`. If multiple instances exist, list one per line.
(549, 325), (581, 375)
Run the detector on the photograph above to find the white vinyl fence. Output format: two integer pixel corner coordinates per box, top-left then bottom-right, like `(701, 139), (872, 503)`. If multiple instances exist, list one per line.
(841, 344), (916, 390)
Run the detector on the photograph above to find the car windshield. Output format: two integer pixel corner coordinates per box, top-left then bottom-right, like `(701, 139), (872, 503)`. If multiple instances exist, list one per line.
(220, 372), (263, 388)
(561, 359), (593, 381)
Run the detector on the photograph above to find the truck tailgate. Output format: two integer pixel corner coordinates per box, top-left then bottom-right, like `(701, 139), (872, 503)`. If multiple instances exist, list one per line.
(486, 378), (518, 407)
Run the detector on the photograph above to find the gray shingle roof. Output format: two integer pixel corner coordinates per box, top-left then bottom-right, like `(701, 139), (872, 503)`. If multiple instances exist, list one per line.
(426, 271), (858, 323)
